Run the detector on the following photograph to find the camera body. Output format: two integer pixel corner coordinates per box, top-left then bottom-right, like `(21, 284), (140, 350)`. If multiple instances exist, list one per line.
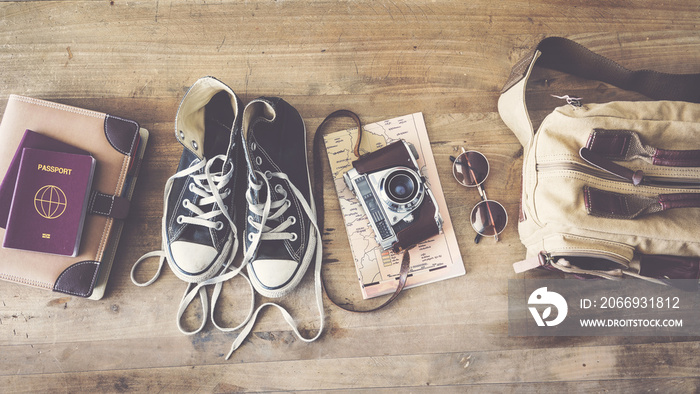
(344, 140), (443, 252)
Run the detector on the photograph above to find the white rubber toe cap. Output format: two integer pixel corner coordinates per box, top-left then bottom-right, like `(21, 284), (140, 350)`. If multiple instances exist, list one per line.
(170, 241), (218, 276)
(250, 259), (298, 290)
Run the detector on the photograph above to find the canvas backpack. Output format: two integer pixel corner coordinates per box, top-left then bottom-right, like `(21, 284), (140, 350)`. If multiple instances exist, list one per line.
(498, 37), (700, 289)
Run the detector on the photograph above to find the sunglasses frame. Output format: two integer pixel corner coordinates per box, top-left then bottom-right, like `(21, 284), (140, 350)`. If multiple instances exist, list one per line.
(452, 148), (508, 242)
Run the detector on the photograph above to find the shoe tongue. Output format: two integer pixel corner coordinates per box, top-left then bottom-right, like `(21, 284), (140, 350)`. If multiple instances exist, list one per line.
(250, 118), (282, 158)
(179, 220), (215, 247)
(207, 157), (224, 175)
(254, 240), (294, 261)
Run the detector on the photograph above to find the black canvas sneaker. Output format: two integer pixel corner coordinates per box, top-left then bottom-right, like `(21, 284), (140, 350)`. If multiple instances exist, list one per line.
(132, 77), (253, 336)
(241, 97), (319, 297)
(165, 76), (243, 283)
(224, 97), (324, 357)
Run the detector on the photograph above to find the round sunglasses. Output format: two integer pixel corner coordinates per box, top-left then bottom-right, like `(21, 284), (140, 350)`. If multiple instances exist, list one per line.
(451, 148), (508, 242)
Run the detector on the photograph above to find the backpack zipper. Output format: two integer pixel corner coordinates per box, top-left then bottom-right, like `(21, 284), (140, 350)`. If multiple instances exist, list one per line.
(536, 161), (620, 182)
(539, 250), (629, 267)
(538, 250), (628, 280)
(536, 160), (700, 190)
(580, 147), (700, 188)
(514, 249), (629, 277)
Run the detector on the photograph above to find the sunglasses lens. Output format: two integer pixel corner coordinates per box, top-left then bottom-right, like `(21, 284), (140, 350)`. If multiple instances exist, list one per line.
(471, 200), (507, 236)
(453, 151), (489, 186)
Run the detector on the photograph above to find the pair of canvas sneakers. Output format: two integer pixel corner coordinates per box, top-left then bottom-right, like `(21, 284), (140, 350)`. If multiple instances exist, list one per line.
(132, 76), (323, 358)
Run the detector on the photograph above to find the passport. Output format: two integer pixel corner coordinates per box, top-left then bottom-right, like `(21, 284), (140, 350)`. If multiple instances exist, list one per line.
(0, 129), (87, 229)
(3, 147), (96, 256)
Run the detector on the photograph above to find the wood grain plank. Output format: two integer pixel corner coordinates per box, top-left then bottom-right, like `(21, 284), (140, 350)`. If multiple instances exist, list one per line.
(0, 0), (699, 391)
(291, 379), (700, 393)
(2, 342), (700, 391)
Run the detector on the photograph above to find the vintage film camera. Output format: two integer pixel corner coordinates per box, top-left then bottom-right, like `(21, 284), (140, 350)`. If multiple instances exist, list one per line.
(344, 140), (443, 252)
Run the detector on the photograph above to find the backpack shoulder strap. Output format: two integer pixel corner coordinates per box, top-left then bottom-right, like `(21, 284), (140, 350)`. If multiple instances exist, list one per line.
(498, 36), (700, 147)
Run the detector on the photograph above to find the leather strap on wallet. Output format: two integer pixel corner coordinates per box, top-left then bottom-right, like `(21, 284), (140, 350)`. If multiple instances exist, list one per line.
(88, 191), (131, 219)
(312, 110), (411, 313)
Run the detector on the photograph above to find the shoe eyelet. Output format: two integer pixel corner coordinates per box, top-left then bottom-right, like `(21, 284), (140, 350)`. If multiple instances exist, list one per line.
(275, 184), (284, 195)
(250, 142), (257, 151)
(289, 216), (296, 225)
(290, 233), (298, 242)
(264, 170), (272, 179)
(248, 233), (255, 242)
(179, 130), (185, 139)
(182, 199), (190, 208)
(255, 156), (262, 166)
(188, 183), (195, 192)
(285, 200), (292, 208)
(176, 215), (184, 224)
(215, 221), (224, 231)
(191, 140), (199, 150)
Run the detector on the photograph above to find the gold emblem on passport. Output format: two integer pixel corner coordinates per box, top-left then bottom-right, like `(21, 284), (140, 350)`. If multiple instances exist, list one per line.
(34, 185), (67, 219)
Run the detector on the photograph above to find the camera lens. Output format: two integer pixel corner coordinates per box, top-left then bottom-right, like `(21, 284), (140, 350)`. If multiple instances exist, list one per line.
(386, 170), (418, 203)
(378, 167), (425, 214)
(390, 174), (414, 200)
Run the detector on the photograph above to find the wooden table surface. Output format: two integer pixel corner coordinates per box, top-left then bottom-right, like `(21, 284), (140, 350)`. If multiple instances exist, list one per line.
(1, 1), (700, 392)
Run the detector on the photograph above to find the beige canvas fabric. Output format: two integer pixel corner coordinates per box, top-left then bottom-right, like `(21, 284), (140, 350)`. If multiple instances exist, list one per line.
(499, 45), (700, 281)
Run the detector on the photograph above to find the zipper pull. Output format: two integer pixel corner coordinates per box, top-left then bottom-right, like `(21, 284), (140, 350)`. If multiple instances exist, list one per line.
(551, 94), (582, 108)
(539, 251), (553, 266)
(580, 147), (645, 185)
(513, 251), (550, 273)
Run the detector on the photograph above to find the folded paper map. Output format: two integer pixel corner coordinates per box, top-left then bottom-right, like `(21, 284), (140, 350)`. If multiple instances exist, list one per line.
(324, 112), (465, 299)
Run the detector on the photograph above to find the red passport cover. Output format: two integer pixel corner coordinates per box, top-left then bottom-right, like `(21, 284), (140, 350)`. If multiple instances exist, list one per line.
(0, 129), (87, 229)
(3, 148), (96, 256)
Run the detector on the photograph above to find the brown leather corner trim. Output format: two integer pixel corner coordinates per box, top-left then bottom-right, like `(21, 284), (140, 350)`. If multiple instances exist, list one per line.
(53, 261), (99, 297)
(104, 115), (140, 156)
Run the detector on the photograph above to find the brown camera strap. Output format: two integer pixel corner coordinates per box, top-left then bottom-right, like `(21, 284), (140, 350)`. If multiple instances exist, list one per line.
(312, 110), (411, 313)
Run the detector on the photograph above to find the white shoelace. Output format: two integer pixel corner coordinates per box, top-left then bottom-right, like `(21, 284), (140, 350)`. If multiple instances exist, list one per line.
(223, 170), (324, 359)
(132, 162), (323, 358)
(246, 175), (297, 242)
(131, 154), (255, 336)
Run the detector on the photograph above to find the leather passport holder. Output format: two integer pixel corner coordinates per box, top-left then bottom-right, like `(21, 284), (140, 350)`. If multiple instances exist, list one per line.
(0, 95), (149, 299)
(4, 148), (96, 256)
